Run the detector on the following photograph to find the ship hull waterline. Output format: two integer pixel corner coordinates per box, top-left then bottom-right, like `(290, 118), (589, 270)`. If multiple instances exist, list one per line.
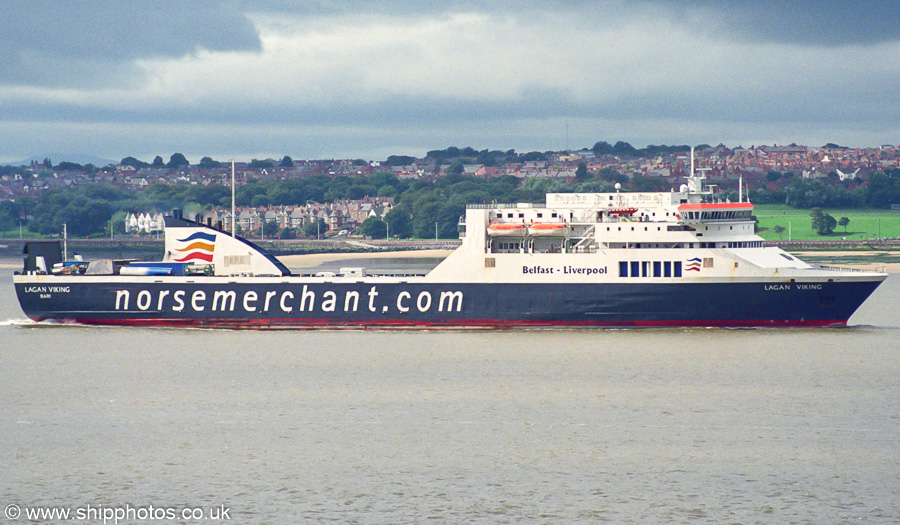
(14, 278), (882, 329)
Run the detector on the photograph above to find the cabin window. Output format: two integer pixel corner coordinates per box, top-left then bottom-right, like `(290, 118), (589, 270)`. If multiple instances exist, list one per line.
(664, 261), (672, 277)
(630, 261), (640, 277)
(619, 261), (628, 277)
(518, 213), (525, 218)
(673, 261), (682, 277)
(653, 261), (662, 277)
(537, 213), (543, 218)
(642, 262), (650, 277)
(551, 213), (557, 218)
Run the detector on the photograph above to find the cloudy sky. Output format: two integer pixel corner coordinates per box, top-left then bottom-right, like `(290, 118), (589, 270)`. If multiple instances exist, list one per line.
(2, 0), (899, 164)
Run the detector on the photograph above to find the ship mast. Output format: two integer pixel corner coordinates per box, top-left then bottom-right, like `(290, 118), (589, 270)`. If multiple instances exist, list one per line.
(231, 160), (236, 238)
(687, 146), (706, 194)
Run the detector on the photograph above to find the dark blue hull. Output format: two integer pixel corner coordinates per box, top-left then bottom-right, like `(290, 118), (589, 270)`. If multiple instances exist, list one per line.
(14, 278), (883, 328)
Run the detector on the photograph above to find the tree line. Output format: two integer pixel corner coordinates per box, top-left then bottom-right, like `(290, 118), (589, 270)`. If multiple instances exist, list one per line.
(2, 167), (899, 239)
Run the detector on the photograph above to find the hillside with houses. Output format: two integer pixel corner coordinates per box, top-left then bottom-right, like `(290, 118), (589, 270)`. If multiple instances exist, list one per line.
(1, 142), (899, 238)
(124, 198), (394, 237)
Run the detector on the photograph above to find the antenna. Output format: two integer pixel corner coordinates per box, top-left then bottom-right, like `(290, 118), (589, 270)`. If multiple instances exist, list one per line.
(690, 146), (694, 178)
(231, 160), (236, 237)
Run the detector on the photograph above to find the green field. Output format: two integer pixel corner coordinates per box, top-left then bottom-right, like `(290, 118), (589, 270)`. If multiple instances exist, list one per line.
(753, 204), (900, 241)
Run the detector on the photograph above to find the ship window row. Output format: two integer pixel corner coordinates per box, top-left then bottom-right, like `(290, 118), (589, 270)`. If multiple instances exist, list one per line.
(494, 242), (521, 252)
(719, 241), (764, 248)
(606, 241), (764, 249)
(683, 210), (752, 220)
(500, 212), (559, 219)
(619, 260), (683, 278)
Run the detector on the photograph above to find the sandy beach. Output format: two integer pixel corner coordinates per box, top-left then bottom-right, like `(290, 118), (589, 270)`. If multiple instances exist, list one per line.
(2, 248), (897, 272)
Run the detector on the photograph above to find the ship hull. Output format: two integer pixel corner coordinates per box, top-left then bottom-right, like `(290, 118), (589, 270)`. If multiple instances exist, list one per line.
(14, 277), (883, 328)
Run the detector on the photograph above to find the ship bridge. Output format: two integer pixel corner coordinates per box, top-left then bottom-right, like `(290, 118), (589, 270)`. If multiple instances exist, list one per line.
(677, 202), (754, 224)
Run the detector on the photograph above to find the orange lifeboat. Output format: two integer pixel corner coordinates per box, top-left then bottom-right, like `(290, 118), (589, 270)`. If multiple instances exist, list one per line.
(528, 222), (568, 237)
(608, 207), (637, 217)
(487, 222), (527, 237)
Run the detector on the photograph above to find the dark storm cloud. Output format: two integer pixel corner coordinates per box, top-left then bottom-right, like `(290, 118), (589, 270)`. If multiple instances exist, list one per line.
(247, 0), (900, 46)
(646, 0), (900, 46)
(0, 0), (261, 87)
(6, 78), (898, 132)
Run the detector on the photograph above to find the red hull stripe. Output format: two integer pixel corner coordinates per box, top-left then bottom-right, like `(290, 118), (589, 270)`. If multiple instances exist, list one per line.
(57, 317), (849, 329)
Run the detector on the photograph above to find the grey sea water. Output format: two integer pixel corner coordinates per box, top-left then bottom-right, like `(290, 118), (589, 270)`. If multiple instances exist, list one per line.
(1, 272), (898, 524)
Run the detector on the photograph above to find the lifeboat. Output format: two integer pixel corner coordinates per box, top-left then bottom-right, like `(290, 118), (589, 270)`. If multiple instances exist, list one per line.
(487, 222), (527, 237)
(528, 222), (568, 237)
(608, 207), (637, 217)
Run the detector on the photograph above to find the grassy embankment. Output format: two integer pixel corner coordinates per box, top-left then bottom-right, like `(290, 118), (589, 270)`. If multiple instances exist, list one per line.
(753, 204), (900, 244)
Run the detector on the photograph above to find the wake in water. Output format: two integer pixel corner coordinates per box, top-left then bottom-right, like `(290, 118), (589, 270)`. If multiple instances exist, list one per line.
(0, 318), (102, 329)
(0, 318), (37, 327)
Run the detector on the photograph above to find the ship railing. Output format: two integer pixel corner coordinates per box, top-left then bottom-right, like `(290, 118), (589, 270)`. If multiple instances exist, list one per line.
(812, 265), (877, 273)
(467, 203), (521, 209)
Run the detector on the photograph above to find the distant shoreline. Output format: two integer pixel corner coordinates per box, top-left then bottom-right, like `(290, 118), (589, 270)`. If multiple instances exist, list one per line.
(2, 248), (897, 273)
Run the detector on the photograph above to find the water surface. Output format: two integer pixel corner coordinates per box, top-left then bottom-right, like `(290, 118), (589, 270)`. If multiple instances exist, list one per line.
(1, 274), (898, 523)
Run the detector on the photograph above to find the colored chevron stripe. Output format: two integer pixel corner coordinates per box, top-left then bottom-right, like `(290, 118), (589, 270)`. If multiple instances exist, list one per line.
(685, 266), (701, 271)
(177, 231), (217, 243)
(177, 241), (215, 253)
(174, 252), (214, 263)
(687, 257), (702, 263)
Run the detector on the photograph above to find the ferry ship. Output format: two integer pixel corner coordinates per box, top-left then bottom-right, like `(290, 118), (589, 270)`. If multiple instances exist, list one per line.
(13, 168), (886, 328)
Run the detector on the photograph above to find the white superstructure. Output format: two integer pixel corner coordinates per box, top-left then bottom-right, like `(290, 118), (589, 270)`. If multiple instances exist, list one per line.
(427, 171), (882, 285)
